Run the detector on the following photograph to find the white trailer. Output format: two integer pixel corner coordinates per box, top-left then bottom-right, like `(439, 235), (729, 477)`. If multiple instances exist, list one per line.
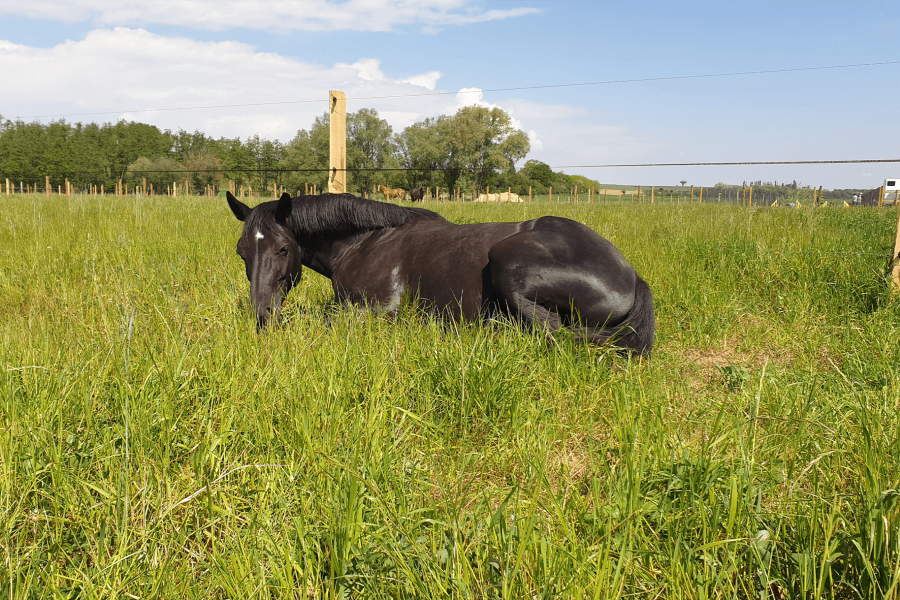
(885, 178), (898, 205)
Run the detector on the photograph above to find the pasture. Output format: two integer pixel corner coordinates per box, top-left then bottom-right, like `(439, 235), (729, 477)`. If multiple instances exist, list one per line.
(1, 194), (899, 598)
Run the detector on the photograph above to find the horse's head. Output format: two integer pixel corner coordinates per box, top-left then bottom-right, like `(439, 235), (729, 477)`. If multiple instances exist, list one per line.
(227, 191), (302, 328)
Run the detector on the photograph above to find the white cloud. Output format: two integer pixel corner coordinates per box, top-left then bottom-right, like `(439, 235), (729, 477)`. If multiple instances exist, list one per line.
(401, 72), (441, 91)
(0, 28), (656, 180)
(0, 29), (453, 141)
(0, 0), (539, 32)
(337, 58), (441, 90)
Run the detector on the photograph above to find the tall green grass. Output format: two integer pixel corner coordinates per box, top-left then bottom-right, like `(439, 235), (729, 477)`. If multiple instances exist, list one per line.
(1, 194), (899, 598)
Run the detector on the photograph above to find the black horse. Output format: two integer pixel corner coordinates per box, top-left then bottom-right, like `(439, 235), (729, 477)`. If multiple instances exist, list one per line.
(410, 186), (425, 202)
(226, 192), (654, 355)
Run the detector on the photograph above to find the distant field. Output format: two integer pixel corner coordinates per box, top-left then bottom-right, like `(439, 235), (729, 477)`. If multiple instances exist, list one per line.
(1, 195), (899, 598)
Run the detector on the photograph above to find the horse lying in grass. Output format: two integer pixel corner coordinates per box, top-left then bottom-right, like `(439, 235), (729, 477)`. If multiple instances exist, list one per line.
(226, 192), (655, 355)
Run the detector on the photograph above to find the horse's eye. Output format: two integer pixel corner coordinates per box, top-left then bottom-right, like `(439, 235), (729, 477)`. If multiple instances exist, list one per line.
(277, 246), (289, 256)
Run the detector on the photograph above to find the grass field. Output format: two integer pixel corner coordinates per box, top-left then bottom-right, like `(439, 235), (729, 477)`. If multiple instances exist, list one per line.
(1, 194), (899, 598)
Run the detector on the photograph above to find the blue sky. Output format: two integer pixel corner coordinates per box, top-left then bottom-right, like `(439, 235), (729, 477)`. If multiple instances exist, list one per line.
(1, 0), (897, 189)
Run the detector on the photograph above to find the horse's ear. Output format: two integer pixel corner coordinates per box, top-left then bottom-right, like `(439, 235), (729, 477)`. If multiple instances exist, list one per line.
(275, 192), (293, 222)
(227, 191), (251, 222)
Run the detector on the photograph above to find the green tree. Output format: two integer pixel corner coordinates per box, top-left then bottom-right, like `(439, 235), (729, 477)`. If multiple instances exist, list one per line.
(281, 114), (329, 195)
(245, 135), (283, 193)
(182, 149), (222, 193)
(444, 106), (529, 194)
(216, 137), (255, 189)
(522, 160), (554, 188)
(397, 116), (450, 191)
(126, 156), (181, 193)
(347, 108), (399, 197)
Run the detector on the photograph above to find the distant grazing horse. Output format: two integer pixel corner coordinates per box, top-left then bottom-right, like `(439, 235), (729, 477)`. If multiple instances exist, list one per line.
(226, 192), (654, 355)
(378, 184), (406, 202)
(410, 186), (425, 202)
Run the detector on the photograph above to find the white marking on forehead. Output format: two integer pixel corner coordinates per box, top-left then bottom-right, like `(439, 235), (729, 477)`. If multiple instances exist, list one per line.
(255, 230), (265, 240)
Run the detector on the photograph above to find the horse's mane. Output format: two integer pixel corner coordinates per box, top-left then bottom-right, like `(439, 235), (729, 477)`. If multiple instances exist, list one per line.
(247, 193), (445, 235)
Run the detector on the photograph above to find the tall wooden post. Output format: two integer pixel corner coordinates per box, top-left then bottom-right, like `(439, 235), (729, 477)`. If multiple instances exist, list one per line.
(690, 185), (694, 205)
(328, 90), (347, 194)
(891, 205), (900, 294)
(742, 183), (746, 206)
(749, 186), (754, 207)
(45, 176), (50, 198)
(529, 186), (532, 203)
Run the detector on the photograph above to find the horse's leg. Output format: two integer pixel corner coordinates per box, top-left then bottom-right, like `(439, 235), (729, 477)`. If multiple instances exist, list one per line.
(487, 226), (635, 347)
(486, 249), (564, 336)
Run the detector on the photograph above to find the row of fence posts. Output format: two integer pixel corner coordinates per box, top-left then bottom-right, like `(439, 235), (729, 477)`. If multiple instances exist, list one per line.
(367, 183), (800, 207)
(0, 177), (261, 199)
(0, 177), (868, 208)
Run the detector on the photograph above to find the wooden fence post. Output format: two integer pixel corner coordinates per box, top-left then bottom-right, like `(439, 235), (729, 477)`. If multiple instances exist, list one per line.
(4, 179), (8, 196)
(45, 176), (50, 198)
(548, 186), (552, 204)
(529, 186), (532, 203)
(891, 204), (900, 294)
(699, 186), (704, 204)
(651, 186), (655, 205)
(328, 90), (347, 194)
(690, 185), (694, 205)
(749, 186), (754, 207)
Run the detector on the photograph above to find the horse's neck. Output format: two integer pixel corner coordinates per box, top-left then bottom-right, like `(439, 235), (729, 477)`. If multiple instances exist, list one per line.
(298, 230), (373, 279)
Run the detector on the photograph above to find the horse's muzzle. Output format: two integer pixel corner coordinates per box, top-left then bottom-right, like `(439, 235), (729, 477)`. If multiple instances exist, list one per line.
(255, 295), (285, 330)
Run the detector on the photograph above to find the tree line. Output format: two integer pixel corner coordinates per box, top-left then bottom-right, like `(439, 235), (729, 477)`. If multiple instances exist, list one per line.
(0, 107), (592, 197)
